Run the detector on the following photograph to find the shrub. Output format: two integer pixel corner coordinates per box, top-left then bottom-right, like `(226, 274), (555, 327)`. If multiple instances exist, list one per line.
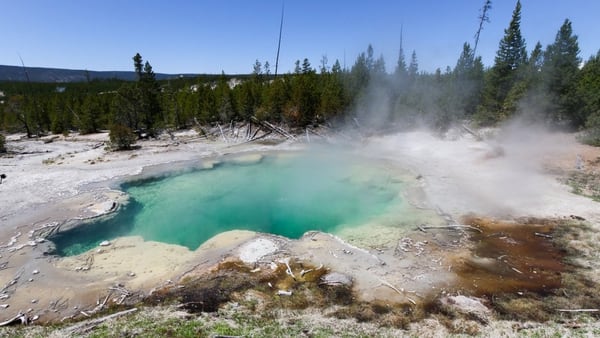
(109, 124), (136, 150)
(582, 111), (600, 146)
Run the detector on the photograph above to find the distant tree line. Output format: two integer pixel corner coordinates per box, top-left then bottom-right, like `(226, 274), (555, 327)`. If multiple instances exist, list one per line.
(1, 1), (600, 146)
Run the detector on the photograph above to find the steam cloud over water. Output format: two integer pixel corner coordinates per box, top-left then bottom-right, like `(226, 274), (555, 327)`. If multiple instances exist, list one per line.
(357, 118), (589, 218)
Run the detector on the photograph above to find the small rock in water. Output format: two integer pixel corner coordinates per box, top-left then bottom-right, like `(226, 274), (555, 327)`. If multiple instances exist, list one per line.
(99, 240), (111, 247)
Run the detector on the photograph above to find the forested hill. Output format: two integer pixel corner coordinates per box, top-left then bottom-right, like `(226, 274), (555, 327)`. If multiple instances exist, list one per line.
(0, 65), (199, 82)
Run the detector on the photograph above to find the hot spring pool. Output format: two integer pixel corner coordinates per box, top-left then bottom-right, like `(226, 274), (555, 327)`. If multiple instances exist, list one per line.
(51, 151), (409, 256)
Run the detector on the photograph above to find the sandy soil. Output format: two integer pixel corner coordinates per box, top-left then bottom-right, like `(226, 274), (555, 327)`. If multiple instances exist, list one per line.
(1, 126), (599, 333)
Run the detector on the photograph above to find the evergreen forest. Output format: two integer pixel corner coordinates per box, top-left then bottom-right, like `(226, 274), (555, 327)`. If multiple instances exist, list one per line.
(1, 1), (600, 149)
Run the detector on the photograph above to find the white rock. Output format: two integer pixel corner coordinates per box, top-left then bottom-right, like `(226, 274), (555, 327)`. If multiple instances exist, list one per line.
(439, 295), (491, 322)
(99, 240), (111, 247)
(32, 269), (40, 275)
(238, 238), (278, 264)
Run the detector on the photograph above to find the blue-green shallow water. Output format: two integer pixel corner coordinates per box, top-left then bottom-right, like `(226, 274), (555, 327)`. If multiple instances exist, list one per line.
(51, 153), (402, 256)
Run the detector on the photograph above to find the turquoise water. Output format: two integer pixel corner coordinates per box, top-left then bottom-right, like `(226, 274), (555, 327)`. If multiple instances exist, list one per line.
(51, 153), (402, 256)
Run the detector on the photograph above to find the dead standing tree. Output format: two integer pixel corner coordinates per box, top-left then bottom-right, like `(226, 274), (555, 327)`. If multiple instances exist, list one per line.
(473, 0), (492, 57)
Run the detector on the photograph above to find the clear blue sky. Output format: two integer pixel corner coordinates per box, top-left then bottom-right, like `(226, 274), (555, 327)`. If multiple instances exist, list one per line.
(1, 1), (599, 75)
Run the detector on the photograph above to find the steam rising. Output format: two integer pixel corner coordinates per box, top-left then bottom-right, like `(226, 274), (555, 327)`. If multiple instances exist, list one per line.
(356, 118), (590, 219)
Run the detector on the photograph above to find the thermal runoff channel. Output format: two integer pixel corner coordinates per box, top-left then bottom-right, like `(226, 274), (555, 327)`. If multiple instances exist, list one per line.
(52, 151), (403, 256)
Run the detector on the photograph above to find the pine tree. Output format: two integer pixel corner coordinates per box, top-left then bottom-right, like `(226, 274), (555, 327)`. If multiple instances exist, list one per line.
(542, 19), (582, 126)
(408, 50), (419, 82)
(477, 0), (527, 124)
(140, 60), (162, 135)
(452, 43), (484, 118)
(319, 59), (346, 120)
(395, 40), (408, 80)
(577, 52), (600, 144)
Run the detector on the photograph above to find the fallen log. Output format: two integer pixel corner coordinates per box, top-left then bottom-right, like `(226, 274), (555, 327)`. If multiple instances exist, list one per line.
(462, 124), (483, 141)
(0, 312), (29, 326)
(63, 308), (138, 335)
(534, 232), (553, 239)
(417, 224), (483, 233)
(237, 130), (272, 145)
(557, 309), (599, 313)
(250, 117), (296, 140)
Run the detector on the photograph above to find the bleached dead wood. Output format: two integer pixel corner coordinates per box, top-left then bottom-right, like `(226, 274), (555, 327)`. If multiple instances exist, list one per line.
(263, 120), (295, 140)
(462, 124), (483, 141)
(250, 116), (295, 140)
(418, 224), (483, 233)
(0, 312), (29, 326)
(306, 127), (328, 139)
(238, 130), (272, 145)
(378, 278), (416, 305)
(62, 308), (138, 335)
(217, 123), (228, 143)
(282, 258), (296, 280)
(109, 285), (132, 305)
(558, 309), (599, 312)
(534, 232), (553, 239)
